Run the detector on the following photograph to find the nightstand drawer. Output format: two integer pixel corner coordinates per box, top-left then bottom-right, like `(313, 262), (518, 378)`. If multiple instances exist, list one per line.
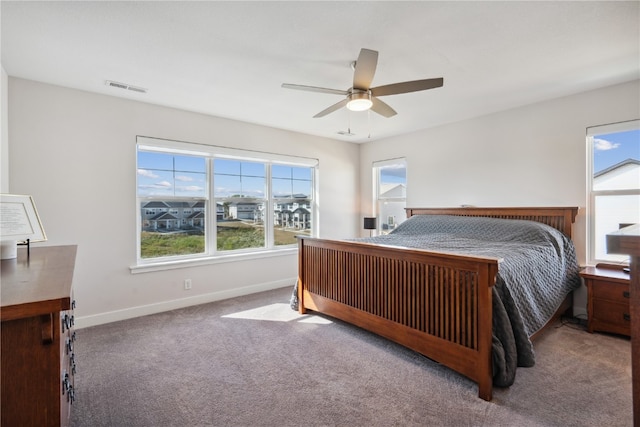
(592, 299), (631, 327)
(591, 281), (631, 303)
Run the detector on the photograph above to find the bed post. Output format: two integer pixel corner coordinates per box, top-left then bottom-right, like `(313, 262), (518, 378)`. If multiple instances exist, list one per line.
(297, 237), (307, 315)
(477, 263), (499, 401)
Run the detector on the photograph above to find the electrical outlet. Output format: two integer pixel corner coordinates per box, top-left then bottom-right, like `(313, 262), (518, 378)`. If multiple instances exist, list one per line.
(184, 279), (192, 290)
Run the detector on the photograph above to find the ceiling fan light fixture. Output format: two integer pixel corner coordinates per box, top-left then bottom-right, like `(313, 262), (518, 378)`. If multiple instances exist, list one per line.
(282, 48), (442, 119)
(347, 91), (372, 112)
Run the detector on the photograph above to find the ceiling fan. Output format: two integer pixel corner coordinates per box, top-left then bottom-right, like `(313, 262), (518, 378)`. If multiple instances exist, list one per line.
(282, 48), (443, 118)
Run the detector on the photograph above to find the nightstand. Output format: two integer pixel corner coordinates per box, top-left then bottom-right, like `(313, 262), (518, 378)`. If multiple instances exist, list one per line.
(580, 264), (631, 337)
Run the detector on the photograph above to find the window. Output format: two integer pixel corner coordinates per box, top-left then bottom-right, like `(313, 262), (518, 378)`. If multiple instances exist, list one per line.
(136, 137), (317, 264)
(373, 158), (407, 235)
(272, 165), (313, 246)
(137, 150), (207, 259)
(587, 120), (640, 264)
(214, 159), (267, 251)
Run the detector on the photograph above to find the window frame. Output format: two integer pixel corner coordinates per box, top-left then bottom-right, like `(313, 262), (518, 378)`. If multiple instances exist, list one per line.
(133, 136), (318, 272)
(586, 120), (640, 265)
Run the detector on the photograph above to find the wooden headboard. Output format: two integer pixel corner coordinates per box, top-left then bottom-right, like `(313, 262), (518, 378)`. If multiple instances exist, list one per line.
(405, 207), (578, 239)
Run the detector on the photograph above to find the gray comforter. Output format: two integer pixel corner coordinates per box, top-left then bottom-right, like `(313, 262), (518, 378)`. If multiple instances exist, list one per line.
(292, 215), (581, 387)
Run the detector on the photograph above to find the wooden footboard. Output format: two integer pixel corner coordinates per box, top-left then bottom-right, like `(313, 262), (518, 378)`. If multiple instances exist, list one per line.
(297, 237), (500, 401)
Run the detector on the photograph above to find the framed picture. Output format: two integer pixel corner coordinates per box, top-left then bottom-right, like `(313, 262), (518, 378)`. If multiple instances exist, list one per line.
(0, 194), (47, 242)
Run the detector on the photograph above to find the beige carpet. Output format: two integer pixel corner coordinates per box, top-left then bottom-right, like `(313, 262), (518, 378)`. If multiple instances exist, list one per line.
(70, 287), (632, 427)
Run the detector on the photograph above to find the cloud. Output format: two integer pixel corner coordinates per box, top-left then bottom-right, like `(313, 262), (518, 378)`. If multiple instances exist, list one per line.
(138, 169), (159, 178)
(213, 186), (265, 198)
(176, 185), (204, 192)
(175, 175), (194, 182)
(214, 186), (237, 195)
(594, 138), (621, 151)
(380, 164), (406, 179)
(250, 189), (265, 197)
(138, 183), (171, 190)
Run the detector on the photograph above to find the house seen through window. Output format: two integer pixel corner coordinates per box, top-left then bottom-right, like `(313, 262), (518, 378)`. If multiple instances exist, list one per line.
(587, 120), (640, 264)
(136, 137), (316, 262)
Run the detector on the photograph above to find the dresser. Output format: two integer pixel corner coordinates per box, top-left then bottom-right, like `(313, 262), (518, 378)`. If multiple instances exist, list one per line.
(1, 245), (78, 427)
(607, 225), (640, 426)
(581, 265), (631, 336)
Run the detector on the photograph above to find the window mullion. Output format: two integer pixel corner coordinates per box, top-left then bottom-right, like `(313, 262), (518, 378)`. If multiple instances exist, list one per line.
(266, 164), (274, 248)
(208, 157), (216, 255)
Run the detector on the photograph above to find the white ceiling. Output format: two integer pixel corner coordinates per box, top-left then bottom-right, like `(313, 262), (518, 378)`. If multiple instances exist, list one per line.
(2, 1), (639, 143)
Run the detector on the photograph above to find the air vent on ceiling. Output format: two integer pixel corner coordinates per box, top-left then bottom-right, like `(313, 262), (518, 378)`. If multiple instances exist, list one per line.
(105, 80), (147, 94)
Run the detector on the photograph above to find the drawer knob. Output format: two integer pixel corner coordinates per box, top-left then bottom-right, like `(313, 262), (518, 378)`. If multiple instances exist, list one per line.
(624, 313), (631, 321)
(61, 313), (72, 332)
(623, 291), (630, 298)
(62, 372), (70, 395)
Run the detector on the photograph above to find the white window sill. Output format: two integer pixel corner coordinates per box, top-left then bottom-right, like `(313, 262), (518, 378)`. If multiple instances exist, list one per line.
(130, 247), (298, 274)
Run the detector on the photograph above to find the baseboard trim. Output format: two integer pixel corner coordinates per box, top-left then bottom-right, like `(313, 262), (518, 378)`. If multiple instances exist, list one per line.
(75, 278), (296, 329)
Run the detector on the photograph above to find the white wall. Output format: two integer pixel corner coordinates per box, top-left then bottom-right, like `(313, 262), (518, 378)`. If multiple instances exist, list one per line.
(359, 79), (640, 318)
(1, 65), (8, 193)
(7, 78), (360, 327)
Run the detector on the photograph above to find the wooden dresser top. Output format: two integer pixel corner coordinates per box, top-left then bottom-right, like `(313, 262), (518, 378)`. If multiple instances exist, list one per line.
(1, 245), (77, 321)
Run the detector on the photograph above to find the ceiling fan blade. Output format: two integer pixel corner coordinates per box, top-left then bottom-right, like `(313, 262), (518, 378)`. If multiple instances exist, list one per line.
(370, 78), (444, 97)
(313, 98), (349, 118)
(370, 97), (397, 118)
(282, 83), (348, 96)
(352, 48), (378, 90)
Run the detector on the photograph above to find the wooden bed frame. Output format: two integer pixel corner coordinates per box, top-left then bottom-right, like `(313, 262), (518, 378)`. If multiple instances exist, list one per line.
(297, 206), (578, 401)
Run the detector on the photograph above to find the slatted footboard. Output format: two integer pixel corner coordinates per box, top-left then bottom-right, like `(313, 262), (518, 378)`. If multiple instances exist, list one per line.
(297, 237), (500, 401)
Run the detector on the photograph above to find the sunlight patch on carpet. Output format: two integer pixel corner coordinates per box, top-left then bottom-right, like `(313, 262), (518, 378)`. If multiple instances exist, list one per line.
(297, 315), (332, 324)
(222, 303), (333, 324)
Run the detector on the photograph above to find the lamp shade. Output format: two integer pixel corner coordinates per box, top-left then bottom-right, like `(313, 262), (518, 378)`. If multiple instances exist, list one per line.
(363, 217), (377, 230)
(347, 92), (373, 112)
